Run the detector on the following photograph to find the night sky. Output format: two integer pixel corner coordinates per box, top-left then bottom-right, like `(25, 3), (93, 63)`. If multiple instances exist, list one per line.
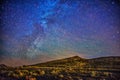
(0, 0), (120, 66)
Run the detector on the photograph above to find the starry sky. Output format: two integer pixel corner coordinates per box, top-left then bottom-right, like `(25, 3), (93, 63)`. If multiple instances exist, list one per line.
(0, 0), (120, 66)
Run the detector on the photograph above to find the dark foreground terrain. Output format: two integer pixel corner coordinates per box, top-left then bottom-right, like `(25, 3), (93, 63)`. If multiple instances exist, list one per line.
(0, 56), (120, 80)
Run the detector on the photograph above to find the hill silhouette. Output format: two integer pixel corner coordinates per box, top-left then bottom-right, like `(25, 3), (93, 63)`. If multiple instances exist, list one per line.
(29, 56), (120, 69)
(31, 56), (87, 67)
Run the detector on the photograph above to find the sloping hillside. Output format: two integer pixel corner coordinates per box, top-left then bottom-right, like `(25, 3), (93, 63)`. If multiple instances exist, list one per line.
(88, 56), (120, 69)
(30, 56), (120, 69)
(31, 56), (87, 67)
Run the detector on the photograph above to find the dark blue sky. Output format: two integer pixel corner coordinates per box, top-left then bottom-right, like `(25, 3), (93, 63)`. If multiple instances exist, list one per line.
(0, 0), (120, 66)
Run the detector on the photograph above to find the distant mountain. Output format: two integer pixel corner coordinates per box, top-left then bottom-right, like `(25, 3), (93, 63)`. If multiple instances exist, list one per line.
(30, 56), (120, 69)
(31, 56), (87, 67)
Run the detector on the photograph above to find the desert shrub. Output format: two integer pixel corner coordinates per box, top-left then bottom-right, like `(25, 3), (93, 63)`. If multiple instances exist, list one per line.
(26, 76), (37, 80)
(29, 77), (36, 80)
(32, 73), (38, 76)
(73, 76), (82, 80)
(8, 70), (24, 78)
(14, 70), (24, 77)
(51, 70), (60, 75)
(16, 70), (24, 77)
(21, 70), (29, 75)
(90, 71), (97, 77)
(29, 71), (33, 75)
(65, 68), (75, 73)
(8, 71), (14, 76)
(39, 70), (45, 75)
(59, 74), (64, 78)
(67, 76), (73, 80)
(19, 71), (24, 77)
(68, 67), (73, 71)
(103, 72), (110, 76)
(12, 73), (19, 78)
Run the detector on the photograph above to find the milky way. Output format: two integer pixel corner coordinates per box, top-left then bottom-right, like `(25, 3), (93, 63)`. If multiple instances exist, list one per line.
(0, 0), (120, 66)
